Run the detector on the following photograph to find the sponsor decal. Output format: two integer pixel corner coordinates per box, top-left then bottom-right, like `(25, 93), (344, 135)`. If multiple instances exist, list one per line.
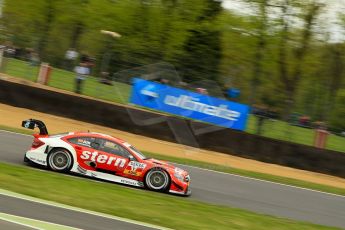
(124, 161), (146, 176)
(120, 179), (137, 186)
(124, 170), (139, 176)
(29, 157), (46, 164)
(130, 78), (249, 131)
(140, 88), (159, 98)
(164, 95), (240, 121)
(77, 139), (91, 147)
(80, 151), (126, 168)
(128, 161), (146, 170)
(120, 179), (144, 187)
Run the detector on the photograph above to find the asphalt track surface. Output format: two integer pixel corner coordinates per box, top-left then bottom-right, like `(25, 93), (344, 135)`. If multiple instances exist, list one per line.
(0, 195), (155, 230)
(0, 131), (345, 229)
(0, 219), (36, 230)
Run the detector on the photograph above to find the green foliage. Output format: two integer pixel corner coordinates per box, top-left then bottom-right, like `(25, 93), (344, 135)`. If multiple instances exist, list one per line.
(2, 0), (219, 71)
(1, 0), (345, 131)
(175, 26), (222, 82)
(329, 90), (345, 131)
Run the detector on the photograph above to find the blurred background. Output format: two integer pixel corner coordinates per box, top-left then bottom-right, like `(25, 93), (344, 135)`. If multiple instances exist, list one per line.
(0, 0), (344, 152)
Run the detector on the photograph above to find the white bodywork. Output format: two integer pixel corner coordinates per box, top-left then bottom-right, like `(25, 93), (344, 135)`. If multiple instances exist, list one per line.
(25, 136), (144, 188)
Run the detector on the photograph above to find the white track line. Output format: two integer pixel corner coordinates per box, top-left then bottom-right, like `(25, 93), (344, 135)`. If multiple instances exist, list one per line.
(0, 216), (42, 230)
(0, 189), (172, 230)
(0, 212), (81, 230)
(175, 163), (345, 198)
(1, 129), (344, 199)
(0, 129), (32, 137)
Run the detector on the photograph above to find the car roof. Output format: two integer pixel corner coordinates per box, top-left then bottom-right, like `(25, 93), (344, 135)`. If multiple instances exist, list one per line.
(63, 132), (126, 144)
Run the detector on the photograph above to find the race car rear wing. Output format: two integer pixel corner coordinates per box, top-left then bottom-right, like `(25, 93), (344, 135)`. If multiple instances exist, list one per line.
(21, 119), (48, 135)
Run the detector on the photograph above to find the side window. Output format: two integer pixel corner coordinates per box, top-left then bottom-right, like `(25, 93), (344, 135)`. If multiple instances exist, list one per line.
(98, 139), (131, 158)
(68, 137), (95, 148)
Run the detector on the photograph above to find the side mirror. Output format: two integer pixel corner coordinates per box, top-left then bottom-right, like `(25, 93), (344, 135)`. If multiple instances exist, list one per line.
(128, 155), (135, 161)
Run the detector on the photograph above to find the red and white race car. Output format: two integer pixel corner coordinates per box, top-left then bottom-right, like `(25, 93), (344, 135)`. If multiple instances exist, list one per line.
(22, 119), (191, 196)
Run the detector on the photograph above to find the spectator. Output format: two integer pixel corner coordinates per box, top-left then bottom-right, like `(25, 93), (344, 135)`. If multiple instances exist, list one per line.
(196, 87), (208, 95)
(29, 51), (40, 66)
(4, 46), (16, 58)
(99, 71), (113, 86)
(160, 78), (169, 85)
(65, 48), (78, 71)
(74, 62), (90, 94)
(314, 121), (327, 130)
(299, 115), (311, 127)
(253, 106), (268, 135)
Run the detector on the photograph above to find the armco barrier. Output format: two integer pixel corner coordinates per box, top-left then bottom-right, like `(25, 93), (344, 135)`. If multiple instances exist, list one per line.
(1, 79), (345, 178)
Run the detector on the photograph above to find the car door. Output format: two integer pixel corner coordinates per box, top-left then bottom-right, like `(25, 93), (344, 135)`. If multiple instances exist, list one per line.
(66, 136), (98, 171)
(93, 138), (132, 176)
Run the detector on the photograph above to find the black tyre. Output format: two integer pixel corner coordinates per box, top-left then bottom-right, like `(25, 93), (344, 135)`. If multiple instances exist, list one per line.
(47, 148), (73, 172)
(23, 155), (29, 163)
(145, 168), (170, 192)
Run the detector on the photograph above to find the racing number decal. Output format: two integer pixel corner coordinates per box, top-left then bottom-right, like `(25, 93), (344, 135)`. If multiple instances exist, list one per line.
(123, 161), (146, 176)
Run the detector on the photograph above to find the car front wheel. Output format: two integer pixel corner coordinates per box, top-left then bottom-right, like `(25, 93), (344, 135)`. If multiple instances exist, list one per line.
(145, 168), (170, 192)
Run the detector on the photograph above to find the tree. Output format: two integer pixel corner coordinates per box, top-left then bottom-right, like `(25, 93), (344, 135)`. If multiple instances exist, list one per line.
(174, 0), (222, 83)
(277, 0), (322, 120)
(2, 0), (51, 51)
(36, 0), (55, 58)
(248, 0), (270, 106)
(329, 89), (345, 132)
(320, 43), (344, 121)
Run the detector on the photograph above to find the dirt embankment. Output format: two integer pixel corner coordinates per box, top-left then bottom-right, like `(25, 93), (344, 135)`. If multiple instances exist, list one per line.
(1, 103), (345, 189)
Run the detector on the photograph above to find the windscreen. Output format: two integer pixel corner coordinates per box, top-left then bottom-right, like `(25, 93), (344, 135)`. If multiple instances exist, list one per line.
(129, 146), (147, 160)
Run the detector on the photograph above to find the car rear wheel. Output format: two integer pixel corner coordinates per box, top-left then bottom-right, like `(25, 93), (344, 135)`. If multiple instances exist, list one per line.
(48, 149), (72, 172)
(145, 168), (170, 192)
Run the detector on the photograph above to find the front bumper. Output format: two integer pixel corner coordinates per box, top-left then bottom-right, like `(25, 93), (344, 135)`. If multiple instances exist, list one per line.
(169, 185), (191, 196)
(185, 187), (192, 196)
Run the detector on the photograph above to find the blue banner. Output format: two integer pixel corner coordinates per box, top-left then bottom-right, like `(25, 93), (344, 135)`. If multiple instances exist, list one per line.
(130, 78), (249, 131)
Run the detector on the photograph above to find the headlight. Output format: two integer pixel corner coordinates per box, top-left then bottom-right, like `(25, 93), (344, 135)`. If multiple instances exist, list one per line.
(174, 173), (190, 183)
(174, 168), (190, 183)
(174, 172), (184, 182)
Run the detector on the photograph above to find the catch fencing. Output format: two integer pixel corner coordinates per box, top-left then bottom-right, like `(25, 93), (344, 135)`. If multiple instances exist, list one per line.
(0, 57), (344, 153)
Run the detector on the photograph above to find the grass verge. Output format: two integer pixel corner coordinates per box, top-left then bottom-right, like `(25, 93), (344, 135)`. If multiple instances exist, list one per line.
(0, 125), (35, 135)
(0, 162), (339, 230)
(1, 125), (344, 196)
